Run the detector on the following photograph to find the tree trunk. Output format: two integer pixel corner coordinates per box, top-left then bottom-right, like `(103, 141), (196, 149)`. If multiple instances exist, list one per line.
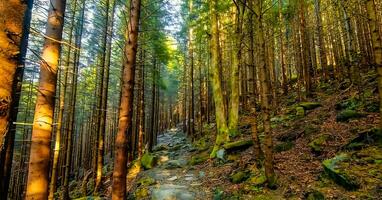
(366, 0), (382, 128)
(25, 0), (67, 199)
(210, 0), (229, 158)
(0, 0), (33, 198)
(254, 0), (276, 187)
(112, 0), (141, 199)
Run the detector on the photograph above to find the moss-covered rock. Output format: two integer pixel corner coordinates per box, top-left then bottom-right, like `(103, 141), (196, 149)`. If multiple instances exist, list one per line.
(230, 170), (250, 184)
(188, 153), (209, 165)
(153, 144), (169, 152)
(309, 135), (329, 153)
(246, 173), (267, 186)
(223, 139), (254, 151)
(322, 153), (360, 190)
(345, 128), (382, 150)
(299, 102), (322, 110)
(336, 110), (366, 122)
(137, 176), (156, 187)
(296, 106), (305, 118)
(305, 190), (325, 200)
(274, 141), (294, 153)
(141, 153), (157, 170)
(134, 187), (150, 199)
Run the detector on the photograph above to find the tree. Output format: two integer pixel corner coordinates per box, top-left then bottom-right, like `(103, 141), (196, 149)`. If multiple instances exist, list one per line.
(0, 0), (33, 198)
(112, 0), (142, 198)
(210, 0), (229, 158)
(25, 0), (67, 199)
(365, 0), (382, 128)
(254, 0), (276, 187)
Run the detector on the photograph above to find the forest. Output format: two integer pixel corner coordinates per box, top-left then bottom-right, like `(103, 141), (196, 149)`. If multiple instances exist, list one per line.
(1, 0), (382, 199)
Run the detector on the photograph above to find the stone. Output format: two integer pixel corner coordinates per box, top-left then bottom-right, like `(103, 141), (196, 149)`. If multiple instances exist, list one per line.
(134, 187), (150, 199)
(141, 153), (157, 170)
(216, 149), (226, 160)
(189, 153), (209, 166)
(322, 153), (360, 190)
(274, 141), (294, 153)
(246, 173), (267, 186)
(137, 176), (156, 187)
(153, 144), (169, 152)
(336, 110), (366, 122)
(230, 171), (250, 184)
(298, 102), (322, 110)
(308, 135), (330, 153)
(151, 184), (195, 200)
(167, 176), (178, 181)
(164, 160), (184, 169)
(223, 139), (254, 151)
(345, 128), (382, 150)
(305, 190), (325, 200)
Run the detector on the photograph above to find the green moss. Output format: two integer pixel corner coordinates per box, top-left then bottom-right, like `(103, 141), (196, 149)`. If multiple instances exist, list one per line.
(137, 177), (156, 187)
(230, 171), (250, 183)
(305, 190), (325, 200)
(322, 153), (360, 190)
(134, 187), (149, 199)
(141, 153), (157, 170)
(274, 141), (294, 153)
(299, 102), (322, 110)
(296, 106), (305, 118)
(189, 153), (209, 165)
(309, 135), (329, 153)
(246, 173), (267, 186)
(222, 139), (254, 151)
(336, 110), (366, 122)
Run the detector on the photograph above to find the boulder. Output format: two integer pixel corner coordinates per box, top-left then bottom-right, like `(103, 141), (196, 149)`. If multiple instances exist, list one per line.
(153, 144), (169, 152)
(344, 128), (382, 150)
(308, 135), (330, 153)
(188, 153), (209, 166)
(322, 153), (360, 190)
(134, 187), (150, 199)
(305, 190), (325, 200)
(274, 141), (294, 153)
(230, 170), (250, 184)
(223, 139), (254, 151)
(151, 184), (194, 200)
(164, 160), (185, 169)
(299, 102), (322, 110)
(137, 176), (156, 187)
(141, 153), (157, 170)
(336, 110), (366, 122)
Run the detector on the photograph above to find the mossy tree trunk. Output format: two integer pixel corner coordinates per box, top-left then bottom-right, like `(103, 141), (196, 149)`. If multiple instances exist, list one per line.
(210, 0), (229, 158)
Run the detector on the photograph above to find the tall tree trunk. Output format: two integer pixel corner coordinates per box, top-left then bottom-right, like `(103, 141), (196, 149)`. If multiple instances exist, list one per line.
(229, 0), (246, 135)
(254, 0), (276, 187)
(188, 0), (195, 139)
(25, 0), (67, 199)
(95, 0), (116, 193)
(210, 0), (229, 158)
(49, 0), (79, 198)
(112, 0), (141, 199)
(0, 0), (33, 198)
(314, 0), (328, 80)
(366, 0), (382, 128)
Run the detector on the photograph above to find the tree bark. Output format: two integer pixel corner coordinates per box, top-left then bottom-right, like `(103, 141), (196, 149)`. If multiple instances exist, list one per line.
(25, 0), (67, 199)
(112, 0), (141, 199)
(0, 0), (33, 198)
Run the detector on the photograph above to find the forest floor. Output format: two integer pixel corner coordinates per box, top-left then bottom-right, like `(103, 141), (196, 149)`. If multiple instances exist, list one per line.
(122, 72), (382, 200)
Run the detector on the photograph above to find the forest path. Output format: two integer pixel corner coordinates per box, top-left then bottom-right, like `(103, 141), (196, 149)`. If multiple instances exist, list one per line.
(130, 128), (210, 199)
